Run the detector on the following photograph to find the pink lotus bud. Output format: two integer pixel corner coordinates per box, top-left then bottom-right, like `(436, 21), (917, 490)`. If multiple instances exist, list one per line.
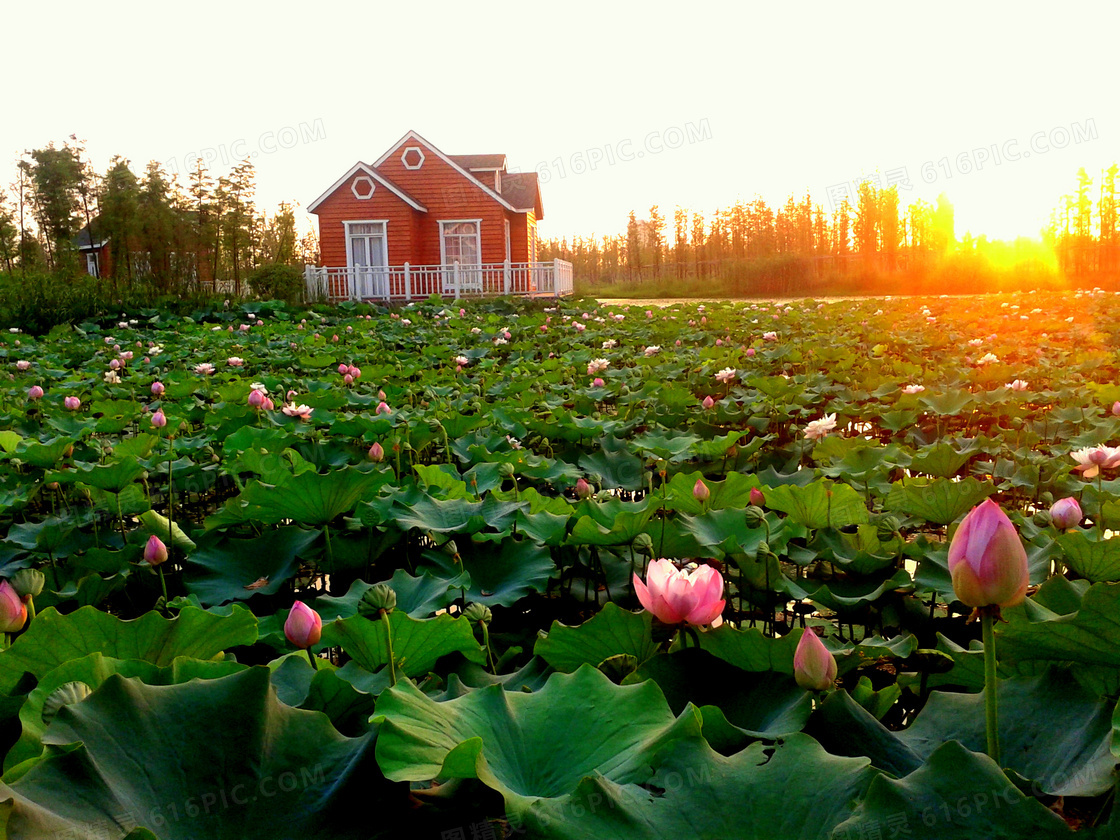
(376, 401), (392, 415)
(750, 487), (766, 507)
(144, 535), (168, 567)
(794, 628), (837, 691)
(0, 580), (27, 633)
(947, 499), (1029, 608)
(257, 320), (264, 327)
(287, 390), (298, 402)
(343, 374), (354, 386)
(693, 478), (710, 503)
(633, 558), (725, 626)
(285, 601), (322, 649)
(746, 348), (756, 356)
(151, 409), (167, 428)
(592, 377), (605, 387)
(378, 390), (386, 401)
(248, 389), (265, 408)
(716, 338), (723, 346)
(574, 477), (592, 499)
(109, 359), (121, 370)
(1113, 401), (1120, 417)
(459, 308), (466, 317)
(1049, 497), (1082, 530)
(262, 397), (275, 411)
(348, 365), (361, 379)
(503, 331), (511, 340)
(702, 395), (715, 409)
(64, 396), (81, 411)
(338, 363), (349, 375)
(15, 360), (29, 371)
(240, 324), (250, 332)
(27, 385), (43, 401)
(332, 335), (339, 342)
(369, 442), (385, 462)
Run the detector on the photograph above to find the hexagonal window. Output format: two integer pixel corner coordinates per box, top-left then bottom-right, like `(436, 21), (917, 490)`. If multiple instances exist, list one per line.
(351, 176), (376, 200)
(401, 146), (425, 170)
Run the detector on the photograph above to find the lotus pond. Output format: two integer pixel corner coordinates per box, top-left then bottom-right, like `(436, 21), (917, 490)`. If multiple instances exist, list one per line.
(0, 291), (1119, 838)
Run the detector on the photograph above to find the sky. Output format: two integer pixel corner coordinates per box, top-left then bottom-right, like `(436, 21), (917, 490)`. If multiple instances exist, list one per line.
(3, 1), (1117, 244)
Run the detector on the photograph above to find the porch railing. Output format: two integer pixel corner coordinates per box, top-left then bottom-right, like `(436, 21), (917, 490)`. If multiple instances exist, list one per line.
(304, 259), (573, 303)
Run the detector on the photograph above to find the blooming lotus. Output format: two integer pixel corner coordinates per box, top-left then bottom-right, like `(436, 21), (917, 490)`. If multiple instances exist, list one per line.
(794, 628), (837, 691)
(375, 401), (392, 415)
(103, 371), (121, 384)
(15, 360), (29, 371)
(227, 357), (245, 367)
(0, 580), (27, 633)
(282, 403), (313, 421)
(902, 384), (925, 394)
(947, 499), (1029, 608)
(284, 602), (322, 649)
(644, 345), (661, 357)
(1071, 445), (1120, 479)
(1049, 497), (1082, 530)
(714, 367), (736, 384)
(1006, 380), (1028, 391)
(633, 558), (725, 626)
(804, 413), (838, 441)
(194, 363), (215, 375)
(587, 358), (609, 375)
(602, 339), (617, 349)
(762, 331), (778, 341)
(976, 353), (1000, 365)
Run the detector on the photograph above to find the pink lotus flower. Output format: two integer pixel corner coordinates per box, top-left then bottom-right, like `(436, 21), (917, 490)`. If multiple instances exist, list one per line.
(343, 374), (354, 386)
(151, 409), (167, 428)
(1006, 380), (1029, 391)
(453, 355), (469, 367)
(947, 499), (1029, 608)
(633, 558), (725, 626)
(285, 601), (322, 648)
(368, 442), (385, 462)
(902, 384), (925, 395)
(794, 628), (837, 691)
(151, 381), (165, 396)
(693, 478), (710, 503)
(338, 363), (349, 375)
(804, 413), (838, 441)
(592, 377), (605, 387)
(587, 359), (609, 376)
(375, 401), (392, 415)
(574, 477), (593, 499)
(248, 389), (265, 409)
(348, 365), (361, 380)
(745, 348), (756, 357)
(144, 535), (168, 567)
(1113, 401), (1120, 417)
(763, 331), (778, 341)
(714, 367), (736, 384)
(15, 360), (29, 371)
(240, 324), (251, 332)
(702, 395), (715, 409)
(27, 386), (43, 401)
(1070, 445), (1120, 479)
(282, 403), (313, 421)
(194, 363), (215, 375)
(1049, 497), (1082, 530)
(63, 396), (81, 411)
(109, 358), (121, 370)
(0, 580), (27, 633)
(750, 487), (766, 507)
(227, 356), (245, 367)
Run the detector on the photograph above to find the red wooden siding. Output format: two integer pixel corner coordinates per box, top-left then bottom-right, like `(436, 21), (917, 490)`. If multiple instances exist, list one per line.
(313, 177), (418, 268)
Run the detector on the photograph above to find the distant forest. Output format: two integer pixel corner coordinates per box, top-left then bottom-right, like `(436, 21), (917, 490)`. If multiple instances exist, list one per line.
(543, 167), (1120, 295)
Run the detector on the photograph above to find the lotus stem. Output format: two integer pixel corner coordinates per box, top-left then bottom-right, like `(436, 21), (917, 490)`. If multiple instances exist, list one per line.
(307, 648), (318, 671)
(381, 608), (397, 686)
(982, 609), (1000, 765)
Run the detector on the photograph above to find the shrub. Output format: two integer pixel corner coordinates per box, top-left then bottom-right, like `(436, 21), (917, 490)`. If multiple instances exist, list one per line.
(247, 264), (305, 303)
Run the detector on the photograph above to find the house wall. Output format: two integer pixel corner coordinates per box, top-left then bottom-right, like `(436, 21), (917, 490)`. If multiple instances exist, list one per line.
(313, 181), (417, 268)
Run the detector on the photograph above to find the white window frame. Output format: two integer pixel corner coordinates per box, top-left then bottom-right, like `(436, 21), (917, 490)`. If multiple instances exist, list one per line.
(439, 219), (482, 268)
(344, 220), (390, 298)
(504, 219), (511, 263)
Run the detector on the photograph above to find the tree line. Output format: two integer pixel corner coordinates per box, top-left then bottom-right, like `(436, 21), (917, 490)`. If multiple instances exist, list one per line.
(1045, 165), (1120, 278)
(0, 137), (318, 295)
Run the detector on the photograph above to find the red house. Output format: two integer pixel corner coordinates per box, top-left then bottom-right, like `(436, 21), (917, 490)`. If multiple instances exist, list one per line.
(305, 130), (571, 302)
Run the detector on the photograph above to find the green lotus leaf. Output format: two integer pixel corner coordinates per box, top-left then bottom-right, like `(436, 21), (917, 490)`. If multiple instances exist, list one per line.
(534, 602), (658, 672)
(885, 477), (996, 526)
(762, 479), (869, 529)
(320, 611), (485, 678)
(183, 527), (320, 605)
(205, 468), (384, 528)
(0, 668), (391, 839)
(1058, 531), (1120, 582)
(0, 605), (258, 696)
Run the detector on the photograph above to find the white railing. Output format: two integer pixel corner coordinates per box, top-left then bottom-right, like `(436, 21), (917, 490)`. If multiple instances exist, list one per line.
(304, 260), (574, 302)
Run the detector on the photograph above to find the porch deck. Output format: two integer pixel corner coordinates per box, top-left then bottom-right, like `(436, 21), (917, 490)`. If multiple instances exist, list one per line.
(304, 260), (573, 302)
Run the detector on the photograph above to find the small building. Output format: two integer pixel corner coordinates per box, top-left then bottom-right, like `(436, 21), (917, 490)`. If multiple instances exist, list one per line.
(75, 222), (110, 278)
(304, 130), (572, 301)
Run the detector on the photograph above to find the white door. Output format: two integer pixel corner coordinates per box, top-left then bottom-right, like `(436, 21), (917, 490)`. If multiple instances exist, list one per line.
(348, 223), (388, 298)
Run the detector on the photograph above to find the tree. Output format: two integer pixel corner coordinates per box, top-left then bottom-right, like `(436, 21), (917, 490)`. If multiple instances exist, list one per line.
(673, 206), (688, 278)
(24, 143), (85, 270)
(853, 181), (879, 261)
(0, 191), (17, 273)
(99, 157), (142, 284)
(647, 205), (664, 277)
(625, 211), (642, 281)
(931, 193), (955, 254)
(138, 161), (178, 290)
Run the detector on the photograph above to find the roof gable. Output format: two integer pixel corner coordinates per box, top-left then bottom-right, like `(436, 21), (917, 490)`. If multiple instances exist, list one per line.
(372, 130), (521, 214)
(307, 162), (427, 214)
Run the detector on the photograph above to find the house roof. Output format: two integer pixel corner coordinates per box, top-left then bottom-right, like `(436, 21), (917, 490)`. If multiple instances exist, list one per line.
(74, 220), (107, 250)
(449, 154), (507, 171)
(372, 130), (522, 214)
(500, 172), (544, 218)
(306, 162), (428, 214)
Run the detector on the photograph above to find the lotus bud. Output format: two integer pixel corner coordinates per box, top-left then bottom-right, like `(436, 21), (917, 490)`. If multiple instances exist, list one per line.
(632, 533), (655, 556)
(358, 583), (397, 617)
(498, 462), (515, 477)
(338, 363), (349, 375)
(693, 478), (710, 503)
(262, 397), (274, 411)
(150, 409), (167, 428)
(744, 505), (767, 529)
(947, 499), (1029, 608)
(348, 365), (361, 379)
(27, 385), (43, 400)
(42, 681), (92, 726)
(1113, 400), (1120, 417)
(343, 373), (354, 386)
(1032, 509), (1052, 528)
(574, 477), (593, 499)
(368, 442), (385, 462)
(0, 580), (27, 632)
(247, 389), (265, 408)
(144, 535), (168, 567)
(876, 515), (901, 543)
(794, 628), (837, 691)
(63, 396), (81, 411)
(1049, 497), (1082, 530)
(749, 487), (766, 507)
(463, 602), (492, 624)
(10, 568), (45, 599)
(151, 381), (165, 395)
(284, 601), (322, 648)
